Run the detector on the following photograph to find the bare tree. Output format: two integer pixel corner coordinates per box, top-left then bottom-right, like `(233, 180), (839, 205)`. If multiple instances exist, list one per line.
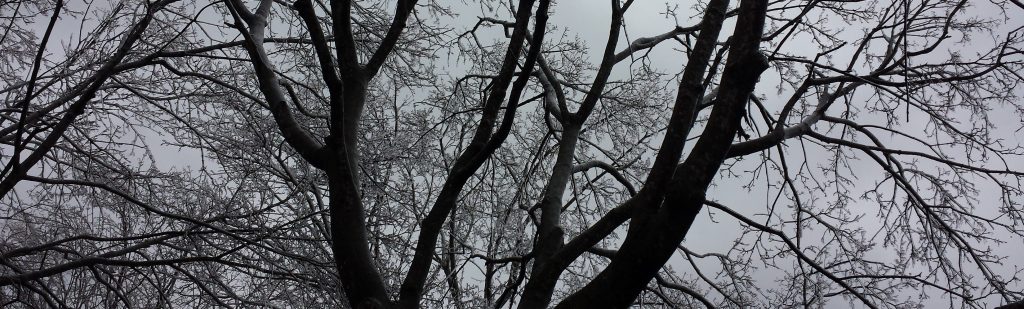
(2, 0), (1023, 308)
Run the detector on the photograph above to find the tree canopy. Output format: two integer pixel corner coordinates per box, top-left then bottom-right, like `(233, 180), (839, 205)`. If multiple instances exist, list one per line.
(2, 0), (1024, 307)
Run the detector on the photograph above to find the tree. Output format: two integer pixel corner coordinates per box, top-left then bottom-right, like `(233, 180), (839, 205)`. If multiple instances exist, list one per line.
(2, 0), (1023, 307)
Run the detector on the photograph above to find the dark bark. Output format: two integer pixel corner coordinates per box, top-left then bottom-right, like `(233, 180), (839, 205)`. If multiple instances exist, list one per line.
(520, 0), (732, 302)
(397, 1), (550, 307)
(327, 163), (393, 308)
(554, 0), (769, 307)
(517, 0), (625, 305)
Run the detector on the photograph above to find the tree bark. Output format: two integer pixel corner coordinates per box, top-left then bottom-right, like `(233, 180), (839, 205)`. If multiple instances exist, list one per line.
(554, 0), (769, 307)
